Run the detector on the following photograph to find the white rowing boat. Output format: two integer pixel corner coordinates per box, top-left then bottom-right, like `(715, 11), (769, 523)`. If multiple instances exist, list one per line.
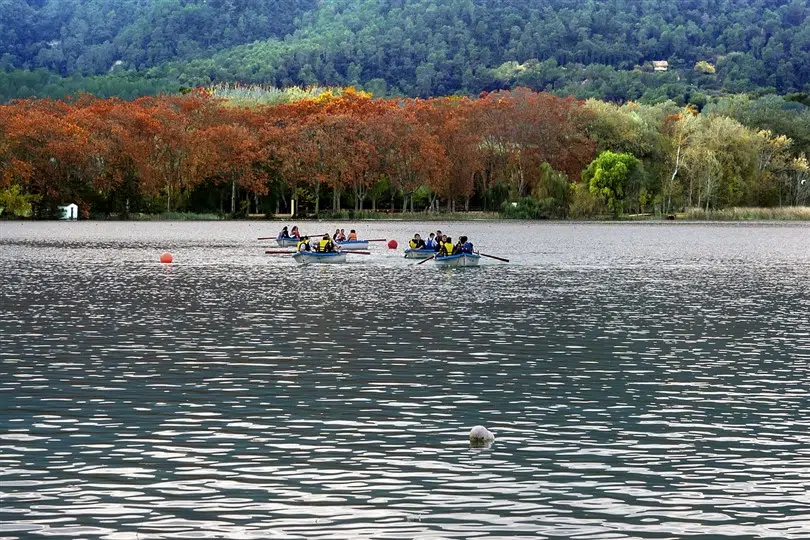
(336, 240), (369, 250)
(275, 236), (300, 248)
(404, 248), (436, 259)
(433, 253), (481, 267)
(292, 251), (348, 265)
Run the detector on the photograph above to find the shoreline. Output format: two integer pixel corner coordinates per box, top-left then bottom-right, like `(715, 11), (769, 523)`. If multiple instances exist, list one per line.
(5, 207), (809, 223)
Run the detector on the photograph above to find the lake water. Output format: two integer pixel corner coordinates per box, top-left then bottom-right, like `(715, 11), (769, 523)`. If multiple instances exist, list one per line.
(1, 220), (809, 539)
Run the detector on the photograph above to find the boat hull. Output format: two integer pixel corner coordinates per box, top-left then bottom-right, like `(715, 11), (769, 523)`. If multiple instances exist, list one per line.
(292, 251), (347, 265)
(336, 240), (369, 250)
(404, 248), (436, 259)
(433, 253), (481, 267)
(275, 237), (300, 248)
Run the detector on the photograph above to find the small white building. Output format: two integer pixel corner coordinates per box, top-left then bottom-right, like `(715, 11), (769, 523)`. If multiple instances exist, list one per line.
(652, 60), (669, 72)
(58, 203), (78, 220)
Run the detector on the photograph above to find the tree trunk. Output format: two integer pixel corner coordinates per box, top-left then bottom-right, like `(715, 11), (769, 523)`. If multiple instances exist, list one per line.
(314, 183), (320, 215)
(231, 179), (236, 215)
(332, 187), (341, 212)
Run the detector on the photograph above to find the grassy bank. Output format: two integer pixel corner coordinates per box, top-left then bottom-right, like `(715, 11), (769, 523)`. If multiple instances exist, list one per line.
(130, 212), (226, 221)
(299, 211), (502, 221)
(683, 207), (810, 221)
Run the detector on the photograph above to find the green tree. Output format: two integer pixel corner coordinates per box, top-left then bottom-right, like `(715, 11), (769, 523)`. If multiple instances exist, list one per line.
(583, 150), (640, 217)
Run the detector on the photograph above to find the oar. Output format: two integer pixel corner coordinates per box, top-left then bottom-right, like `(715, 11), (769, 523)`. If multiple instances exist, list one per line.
(344, 251), (371, 255)
(478, 252), (510, 263)
(258, 233), (326, 240)
(416, 255), (436, 265)
(265, 250), (296, 254)
(366, 239), (387, 242)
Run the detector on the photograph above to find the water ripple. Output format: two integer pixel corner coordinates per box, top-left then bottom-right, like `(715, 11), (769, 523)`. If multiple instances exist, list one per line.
(1, 221), (809, 538)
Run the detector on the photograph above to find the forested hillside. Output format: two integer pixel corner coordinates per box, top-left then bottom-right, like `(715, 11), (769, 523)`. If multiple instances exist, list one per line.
(1, 0), (808, 101)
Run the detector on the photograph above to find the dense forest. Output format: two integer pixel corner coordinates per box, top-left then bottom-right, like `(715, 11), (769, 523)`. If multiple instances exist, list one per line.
(1, 0), (809, 102)
(2, 89), (808, 220)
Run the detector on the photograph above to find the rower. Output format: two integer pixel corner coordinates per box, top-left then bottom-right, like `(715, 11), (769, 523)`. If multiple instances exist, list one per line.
(409, 233), (426, 249)
(433, 231), (444, 251)
(348, 229), (358, 241)
(279, 226), (289, 238)
(319, 234), (335, 253)
(297, 236), (311, 252)
(425, 233), (436, 249)
(290, 225), (300, 238)
(455, 235), (474, 254)
(439, 236), (454, 257)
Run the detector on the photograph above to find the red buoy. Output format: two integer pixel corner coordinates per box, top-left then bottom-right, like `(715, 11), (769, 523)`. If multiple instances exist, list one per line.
(387, 239), (398, 249)
(160, 252), (173, 264)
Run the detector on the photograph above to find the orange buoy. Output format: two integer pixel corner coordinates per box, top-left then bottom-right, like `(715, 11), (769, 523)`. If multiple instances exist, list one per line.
(388, 239), (398, 249)
(160, 252), (173, 264)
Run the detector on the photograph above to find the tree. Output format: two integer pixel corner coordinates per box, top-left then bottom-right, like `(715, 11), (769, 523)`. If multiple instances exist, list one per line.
(583, 151), (640, 217)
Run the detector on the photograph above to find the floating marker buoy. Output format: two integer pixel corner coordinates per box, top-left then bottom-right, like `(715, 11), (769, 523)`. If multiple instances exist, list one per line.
(469, 425), (495, 444)
(388, 239), (398, 249)
(160, 252), (173, 264)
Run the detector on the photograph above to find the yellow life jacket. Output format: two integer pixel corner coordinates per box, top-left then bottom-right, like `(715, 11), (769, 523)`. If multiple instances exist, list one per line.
(319, 238), (332, 252)
(441, 241), (454, 255)
(409, 239), (418, 248)
(297, 239), (309, 251)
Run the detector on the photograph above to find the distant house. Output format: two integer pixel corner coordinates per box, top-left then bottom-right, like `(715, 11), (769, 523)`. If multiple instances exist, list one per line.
(652, 60), (669, 72)
(58, 203), (78, 220)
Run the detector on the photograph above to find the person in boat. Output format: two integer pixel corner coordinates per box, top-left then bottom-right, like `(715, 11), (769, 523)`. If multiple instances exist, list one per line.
(338, 229), (347, 241)
(439, 236), (454, 257)
(348, 229), (358, 241)
(433, 230), (443, 251)
(318, 234), (336, 253)
(297, 236), (311, 252)
(332, 228), (341, 241)
(279, 226), (290, 239)
(425, 233), (436, 249)
(409, 233), (426, 249)
(455, 235), (474, 254)
(290, 225), (300, 238)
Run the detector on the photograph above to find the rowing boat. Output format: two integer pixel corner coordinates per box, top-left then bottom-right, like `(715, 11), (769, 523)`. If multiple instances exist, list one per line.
(433, 253), (481, 267)
(336, 240), (369, 250)
(292, 251), (348, 264)
(403, 248), (436, 259)
(275, 236), (300, 248)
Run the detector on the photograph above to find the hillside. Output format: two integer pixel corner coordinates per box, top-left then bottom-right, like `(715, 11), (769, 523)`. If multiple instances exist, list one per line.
(1, 0), (809, 101)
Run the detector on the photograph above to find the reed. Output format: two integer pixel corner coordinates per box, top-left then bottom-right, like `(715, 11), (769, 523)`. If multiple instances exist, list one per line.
(684, 206), (810, 221)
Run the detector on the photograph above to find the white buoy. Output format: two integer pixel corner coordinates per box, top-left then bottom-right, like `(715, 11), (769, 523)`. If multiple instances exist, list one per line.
(469, 425), (495, 443)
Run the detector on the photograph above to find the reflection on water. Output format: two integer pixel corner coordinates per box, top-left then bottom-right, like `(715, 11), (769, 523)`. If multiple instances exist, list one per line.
(1, 221), (809, 539)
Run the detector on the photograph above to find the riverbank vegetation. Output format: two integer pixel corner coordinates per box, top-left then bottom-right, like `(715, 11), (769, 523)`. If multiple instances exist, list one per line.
(1, 88), (808, 220)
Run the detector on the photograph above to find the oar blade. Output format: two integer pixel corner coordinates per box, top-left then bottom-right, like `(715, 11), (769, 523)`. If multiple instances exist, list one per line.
(416, 255), (436, 265)
(478, 252), (509, 263)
